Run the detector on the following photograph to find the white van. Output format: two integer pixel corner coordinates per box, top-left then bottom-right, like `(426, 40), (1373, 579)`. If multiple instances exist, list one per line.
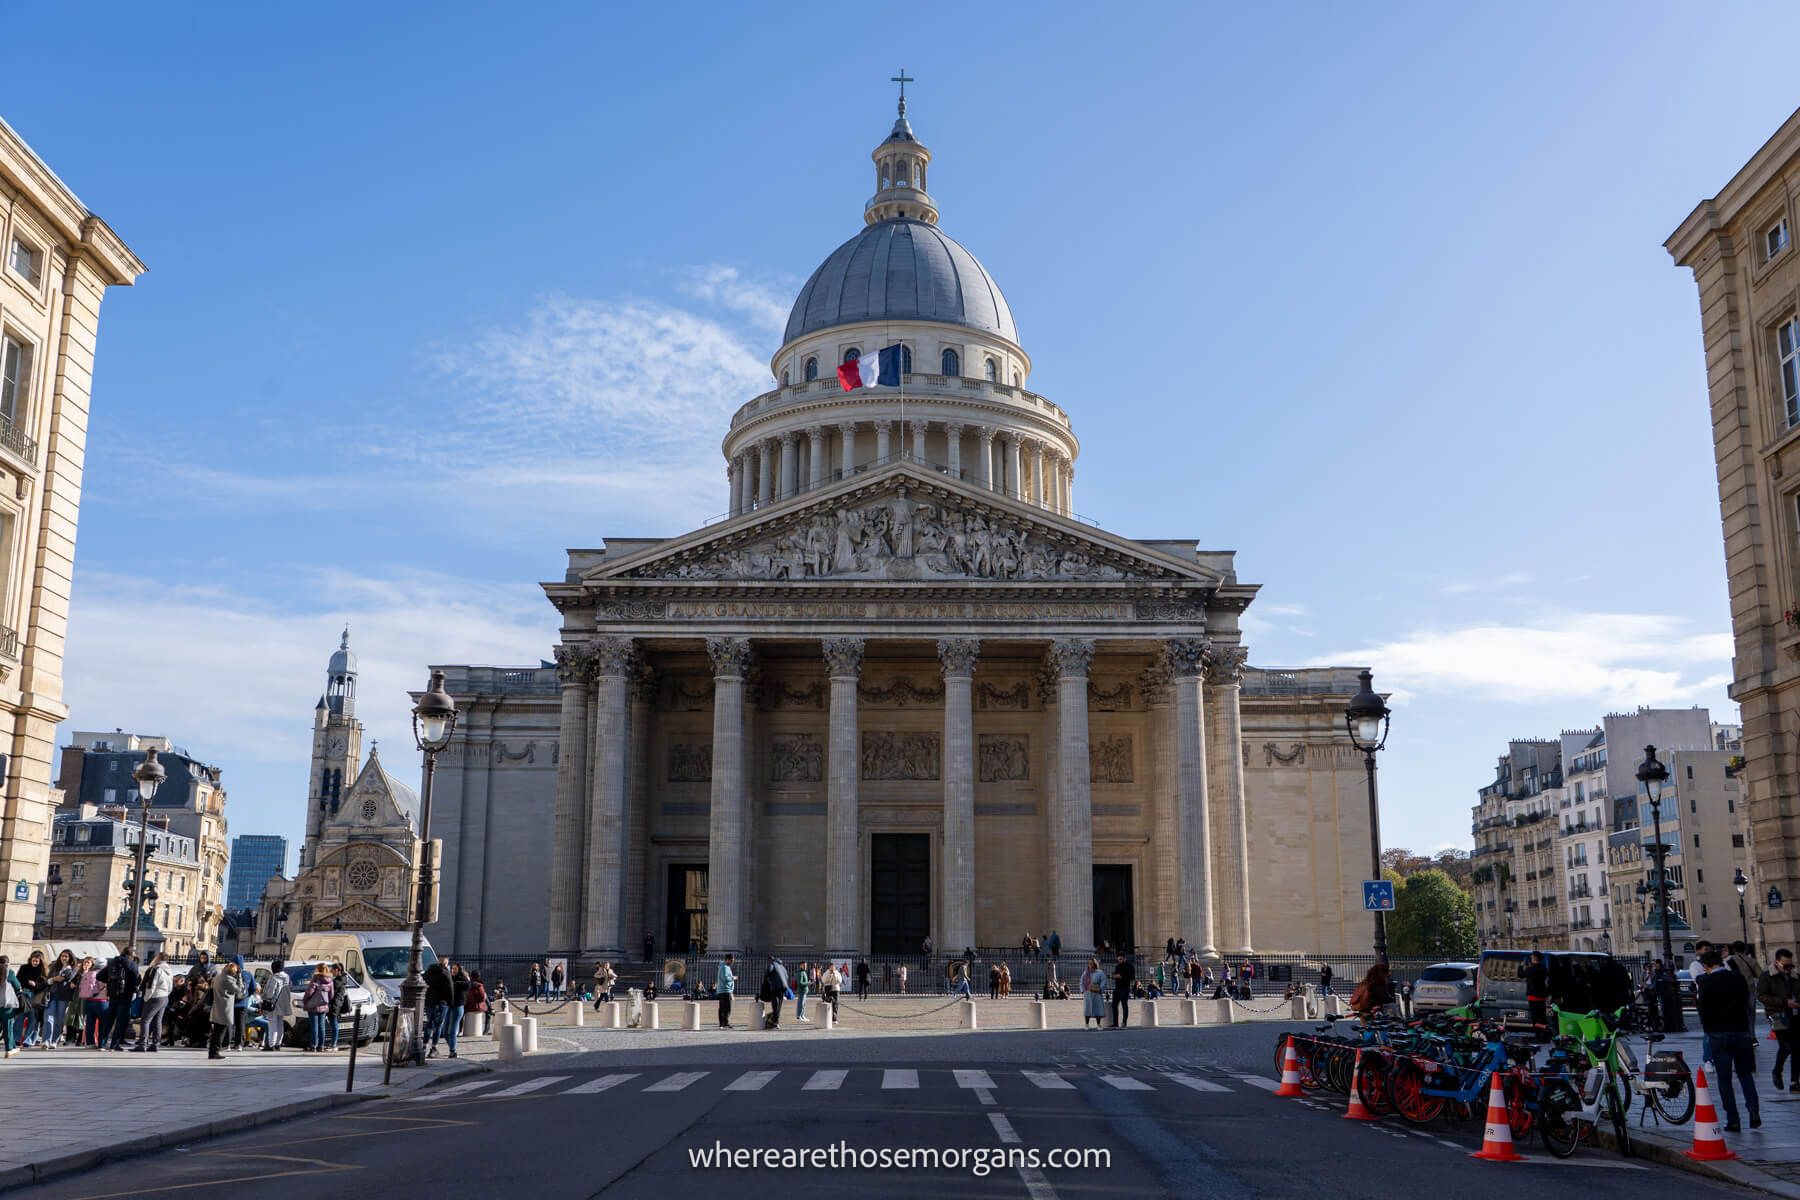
(287, 931), (437, 1014)
(29, 940), (119, 966)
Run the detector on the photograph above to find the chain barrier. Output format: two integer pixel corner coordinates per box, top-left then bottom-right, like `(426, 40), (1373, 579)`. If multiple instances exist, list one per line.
(1227, 993), (1303, 1015)
(837, 996), (969, 1020)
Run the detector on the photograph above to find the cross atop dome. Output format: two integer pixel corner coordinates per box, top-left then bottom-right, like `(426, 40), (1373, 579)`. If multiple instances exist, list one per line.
(867, 79), (936, 225)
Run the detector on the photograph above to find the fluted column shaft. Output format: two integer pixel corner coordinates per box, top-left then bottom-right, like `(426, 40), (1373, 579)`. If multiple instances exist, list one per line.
(944, 423), (964, 479)
(1168, 639), (1215, 955)
(911, 421), (927, 463)
(548, 646), (591, 955)
(1145, 664), (1177, 947)
(838, 422), (857, 477)
(624, 667), (653, 957)
(807, 425), (826, 491)
(1031, 443), (1047, 506)
(726, 460), (738, 515)
(824, 638), (864, 955)
(976, 428), (994, 489)
(938, 639), (980, 953)
(757, 442), (774, 506)
(707, 637), (752, 952)
(1051, 638), (1096, 956)
(583, 637), (635, 955)
(779, 432), (799, 498)
(1004, 434), (1024, 499)
(1207, 648), (1252, 954)
(876, 421), (893, 461)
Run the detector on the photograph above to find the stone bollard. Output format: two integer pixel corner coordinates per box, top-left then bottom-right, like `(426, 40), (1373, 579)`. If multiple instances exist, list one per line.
(682, 1002), (702, 1031)
(961, 999), (979, 1030)
(1327, 996), (1346, 1018)
(498, 1023), (525, 1062)
(595, 1001), (619, 1028)
(1142, 999), (1161, 1028)
(521, 1016), (539, 1053)
(1028, 998), (1048, 1030)
(1213, 997), (1236, 1024)
(1182, 998), (1202, 1025)
(1289, 996), (1311, 1020)
(498, 1006), (516, 1027)
(571, 1003), (585, 1027)
(461, 1009), (484, 1039)
(821, 1003), (835, 1030)
(645, 1002), (661, 1030)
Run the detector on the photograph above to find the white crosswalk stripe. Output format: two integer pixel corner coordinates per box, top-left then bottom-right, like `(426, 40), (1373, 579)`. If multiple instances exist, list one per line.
(1232, 1073), (1279, 1092)
(1165, 1072), (1231, 1093)
(1100, 1074), (1154, 1091)
(645, 1071), (709, 1092)
(404, 1079), (499, 1101)
(487, 1075), (570, 1098)
(803, 1070), (847, 1091)
(954, 1069), (996, 1090)
(565, 1073), (639, 1094)
(1022, 1071), (1075, 1090)
(725, 1070), (779, 1091)
(881, 1069), (919, 1089)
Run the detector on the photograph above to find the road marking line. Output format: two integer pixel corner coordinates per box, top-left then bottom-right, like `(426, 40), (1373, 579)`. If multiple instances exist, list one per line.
(487, 1075), (569, 1098)
(803, 1070), (847, 1090)
(1164, 1072), (1230, 1093)
(564, 1073), (639, 1094)
(725, 1070), (779, 1091)
(975, 1088), (996, 1106)
(1232, 1073), (1279, 1092)
(1023, 1071), (1075, 1090)
(955, 1069), (996, 1090)
(1100, 1075), (1154, 1091)
(990, 1114), (1058, 1200)
(881, 1069), (919, 1089)
(989, 1112), (1022, 1143)
(645, 1071), (709, 1092)
(402, 1079), (499, 1101)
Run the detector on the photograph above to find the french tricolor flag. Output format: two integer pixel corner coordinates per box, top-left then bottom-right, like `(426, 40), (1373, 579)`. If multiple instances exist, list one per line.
(837, 344), (904, 391)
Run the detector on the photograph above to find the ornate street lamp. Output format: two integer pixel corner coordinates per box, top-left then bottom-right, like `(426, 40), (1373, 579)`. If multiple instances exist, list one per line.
(385, 669), (457, 1082)
(1733, 867), (1750, 947)
(1636, 746), (1685, 1031)
(41, 862), (62, 937)
(124, 748), (165, 958)
(1345, 669), (1391, 964)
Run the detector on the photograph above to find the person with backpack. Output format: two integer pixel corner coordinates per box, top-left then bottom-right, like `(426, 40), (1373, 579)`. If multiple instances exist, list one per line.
(0, 956), (22, 1057)
(133, 952), (175, 1052)
(760, 957), (790, 1029)
(102, 951), (141, 1051)
(300, 965), (332, 1053)
(258, 959), (293, 1051)
(424, 959), (454, 1057)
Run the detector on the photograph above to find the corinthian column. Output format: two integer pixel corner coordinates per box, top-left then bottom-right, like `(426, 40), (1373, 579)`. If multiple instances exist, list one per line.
(838, 422), (858, 477)
(975, 427), (995, 489)
(807, 425), (826, 491)
(938, 638), (980, 953)
(876, 420), (893, 462)
(911, 420), (927, 463)
(757, 441), (774, 506)
(779, 431), (799, 498)
(823, 637), (865, 956)
(1206, 645), (1252, 954)
(1167, 638), (1215, 956)
(1141, 653), (1176, 946)
(624, 662), (655, 961)
(1049, 638), (1096, 956)
(583, 636), (635, 956)
(707, 636), (752, 952)
(1031, 442), (1047, 507)
(943, 423), (964, 480)
(548, 644), (592, 956)
(1004, 433), (1024, 499)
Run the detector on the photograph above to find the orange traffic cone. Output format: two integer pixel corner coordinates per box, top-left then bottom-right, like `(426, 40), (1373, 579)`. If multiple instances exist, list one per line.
(1274, 1035), (1305, 1097)
(1343, 1048), (1377, 1120)
(1685, 1062), (1738, 1162)
(1471, 1071), (1523, 1162)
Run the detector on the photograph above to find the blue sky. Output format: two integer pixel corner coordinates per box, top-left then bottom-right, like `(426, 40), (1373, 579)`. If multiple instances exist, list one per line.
(4, 4), (1790, 878)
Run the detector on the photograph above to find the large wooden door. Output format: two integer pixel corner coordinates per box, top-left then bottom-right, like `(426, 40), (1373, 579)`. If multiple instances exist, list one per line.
(664, 863), (709, 954)
(1092, 864), (1135, 953)
(870, 834), (931, 954)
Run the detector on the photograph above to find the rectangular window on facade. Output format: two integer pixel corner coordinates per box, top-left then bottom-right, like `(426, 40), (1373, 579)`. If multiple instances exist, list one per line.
(1686, 765), (1693, 779)
(1732, 833), (1745, 848)
(1771, 218), (1792, 261)
(0, 333), (28, 423)
(1697, 868), (1704, 883)
(67, 899), (80, 923)
(7, 237), (40, 284)
(69, 862), (83, 882)
(1690, 797), (1697, 813)
(1702, 903), (1708, 919)
(1782, 317), (1800, 427)
(1693, 834), (1701, 848)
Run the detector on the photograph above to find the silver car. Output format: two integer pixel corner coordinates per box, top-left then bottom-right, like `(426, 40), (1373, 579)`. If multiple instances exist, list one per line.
(1412, 962), (1478, 1012)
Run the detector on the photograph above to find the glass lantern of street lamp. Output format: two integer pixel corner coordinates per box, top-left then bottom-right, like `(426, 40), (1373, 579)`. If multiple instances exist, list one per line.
(412, 670), (458, 752)
(1635, 745), (1668, 798)
(1733, 868), (1749, 898)
(1345, 670), (1391, 752)
(133, 746), (165, 803)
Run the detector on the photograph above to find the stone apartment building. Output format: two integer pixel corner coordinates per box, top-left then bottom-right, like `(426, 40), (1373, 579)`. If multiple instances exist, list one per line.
(0, 118), (144, 958)
(1667, 105), (1800, 953)
(54, 731), (230, 951)
(40, 804), (204, 957)
(1471, 739), (1565, 948)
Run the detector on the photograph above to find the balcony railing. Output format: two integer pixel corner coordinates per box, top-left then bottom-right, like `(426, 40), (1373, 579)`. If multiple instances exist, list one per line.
(0, 625), (16, 663)
(0, 411), (36, 465)
(730, 375), (1074, 431)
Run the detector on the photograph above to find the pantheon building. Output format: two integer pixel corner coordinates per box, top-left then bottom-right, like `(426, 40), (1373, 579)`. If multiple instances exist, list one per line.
(426, 101), (1377, 963)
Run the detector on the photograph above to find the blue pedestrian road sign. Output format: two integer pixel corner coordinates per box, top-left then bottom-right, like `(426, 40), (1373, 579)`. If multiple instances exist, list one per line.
(1363, 880), (1395, 912)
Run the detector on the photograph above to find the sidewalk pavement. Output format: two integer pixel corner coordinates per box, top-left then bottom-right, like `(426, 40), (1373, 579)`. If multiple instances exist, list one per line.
(1609, 1028), (1800, 1199)
(0, 1044), (486, 1192)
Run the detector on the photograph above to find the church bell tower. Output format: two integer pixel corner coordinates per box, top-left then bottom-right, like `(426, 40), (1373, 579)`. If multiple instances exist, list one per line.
(304, 627), (363, 868)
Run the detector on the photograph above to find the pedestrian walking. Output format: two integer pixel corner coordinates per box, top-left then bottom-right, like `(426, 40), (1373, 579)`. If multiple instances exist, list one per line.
(1081, 957), (1105, 1028)
(1000, 962), (1012, 998)
(328, 963), (353, 1049)
(1350, 963), (1396, 1017)
(821, 961), (842, 1019)
(550, 961), (565, 999)
(1048, 930), (1061, 962)
(467, 972), (490, 1033)
(527, 962), (543, 1000)
(855, 958), (871, 1001)
(1758, 949), (1798, 1093)
(257, 958), (292, 1051)
(300, 966), (332, 1053)
(424, 958), (453, 1057)
(209, 961), (244, 1060)
(593, 961), (616, 1004)
(1523, 950), (1551, 1040)
(442, 962), (470, 1058)
(795, 961), (811, 1022)
(897, 963), (908, 993)
(1319, 963), (1334, 996)
(1109, 952), (1135, 1029)
(230, 955), (258, 1050)
(0, 956), (21, 1057)
(1698, 947), (1761, 1131)
(39, 950), (75, 1049)
(134, 952), (175, 1052)
(102, 951), (141, 1051)
(716, 953), (737, 1028)
(761, 958), (789, 1029)
(989, 961), (1001, 1000)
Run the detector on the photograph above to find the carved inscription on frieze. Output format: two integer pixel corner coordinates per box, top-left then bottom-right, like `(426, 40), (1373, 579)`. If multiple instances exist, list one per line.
(977, 735), (1029, 783)
(861, 731), (941, 781)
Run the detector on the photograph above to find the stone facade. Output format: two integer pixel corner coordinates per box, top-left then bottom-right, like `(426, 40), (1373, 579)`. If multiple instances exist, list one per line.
(1667, 106), (1800, 952)
(0, 118), (144, 958)
(424, 101), (1378, 963)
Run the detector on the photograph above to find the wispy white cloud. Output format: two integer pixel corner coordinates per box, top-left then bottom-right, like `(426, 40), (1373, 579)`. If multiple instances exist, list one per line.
(1312, 612), (1733, 709)
(678, 265), (795, 335)
(1440, 571), (1534, 596)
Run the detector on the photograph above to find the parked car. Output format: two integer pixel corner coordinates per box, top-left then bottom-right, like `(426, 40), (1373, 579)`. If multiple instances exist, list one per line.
(1676, 969), (1697, 1008)
(288, 930), (437, 1030)
(1412, 962), (1478, 1011)
(1476, 949), (1634, 1026)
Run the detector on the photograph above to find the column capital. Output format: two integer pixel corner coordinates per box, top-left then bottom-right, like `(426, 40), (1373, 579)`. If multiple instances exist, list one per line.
(631, 660), (658, 705)
(1046, 637), (1095, 680)
(592, 635), (637, 677)
(780, 429), (799, 447)
(706, 636), (753, 678)
(942, 421), (965, 439)
(936, 637), (981, 677)
(1163, 637), (1210, 678)
(1000, 430), (1020, 448)
(553, 643), (594, 686)
(806, 423), (824, 440)
(1204, 644), (1249, 686)
(1138, 654), (1171, 706)
(837, 420), (858, 437)
(977, 426), (996, 445)
(822, 636), (866, 678)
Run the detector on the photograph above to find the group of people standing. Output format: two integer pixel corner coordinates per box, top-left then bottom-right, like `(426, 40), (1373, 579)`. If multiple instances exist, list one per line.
(421, 959), (487, 1059)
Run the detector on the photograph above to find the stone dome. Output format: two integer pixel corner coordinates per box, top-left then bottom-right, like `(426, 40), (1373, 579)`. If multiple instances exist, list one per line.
(782, 218), (1018, 346)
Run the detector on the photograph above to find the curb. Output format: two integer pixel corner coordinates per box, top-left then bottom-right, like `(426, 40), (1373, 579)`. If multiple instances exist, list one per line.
(0, 1058), (490, 1194)
(1595, 1128), (1800, 1199)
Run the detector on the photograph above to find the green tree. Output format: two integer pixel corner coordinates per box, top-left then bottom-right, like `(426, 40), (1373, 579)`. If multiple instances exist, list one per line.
(1385, 868), (1478, 959)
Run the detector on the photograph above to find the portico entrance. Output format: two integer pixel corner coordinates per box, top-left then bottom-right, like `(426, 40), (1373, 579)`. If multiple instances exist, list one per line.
(664, 863), (709, 954)
(870, 833), (931, 955)
(1092, 864), (1134, 953)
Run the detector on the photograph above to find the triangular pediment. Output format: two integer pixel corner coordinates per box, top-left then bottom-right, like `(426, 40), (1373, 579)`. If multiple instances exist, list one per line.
(586, 462), (1219, 585)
